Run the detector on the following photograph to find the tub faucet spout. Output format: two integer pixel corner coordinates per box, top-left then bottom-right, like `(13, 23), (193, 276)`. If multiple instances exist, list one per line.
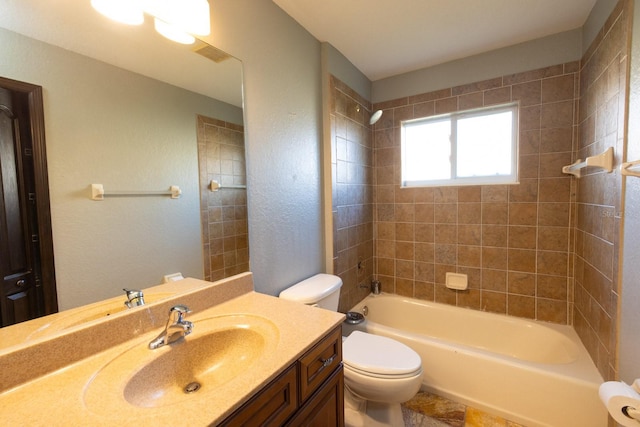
(148, 305), (193, 350)
(123, 288), (145, 308)
(371, 280), (381, 295)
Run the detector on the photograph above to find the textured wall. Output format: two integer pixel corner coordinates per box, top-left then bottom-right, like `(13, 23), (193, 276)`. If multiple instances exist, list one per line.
(197, 116), (248, 282)
(210, 0), (325, 295)
(620, 0), (640, 384)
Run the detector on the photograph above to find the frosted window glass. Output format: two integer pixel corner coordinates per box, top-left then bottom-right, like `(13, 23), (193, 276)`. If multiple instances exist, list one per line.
(401, 104), (517, 187)
(457, 110), (513, 177)
(404, 119), (450, 181)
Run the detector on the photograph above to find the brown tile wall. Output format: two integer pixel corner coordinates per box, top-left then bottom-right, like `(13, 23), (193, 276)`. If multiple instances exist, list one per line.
(329, 76), (375, 312)
(574, 0), (629, 380)
(197, 115), (249, 281)
(370, 62), (580, 324)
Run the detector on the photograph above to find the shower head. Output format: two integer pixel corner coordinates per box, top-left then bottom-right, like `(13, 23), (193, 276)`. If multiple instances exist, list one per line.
(369, 110), (383, 125)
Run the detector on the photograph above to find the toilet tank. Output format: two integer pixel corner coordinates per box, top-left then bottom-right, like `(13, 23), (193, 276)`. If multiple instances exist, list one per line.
(278, 274), (342, 311)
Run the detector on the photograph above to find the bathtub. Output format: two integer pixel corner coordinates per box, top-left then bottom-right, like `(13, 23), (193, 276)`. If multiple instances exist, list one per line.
(343, 293), (607, 427)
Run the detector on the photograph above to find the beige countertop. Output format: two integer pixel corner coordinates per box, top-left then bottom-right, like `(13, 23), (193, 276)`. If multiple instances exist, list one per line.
(0, 273), (344, 426)
(0, 277), (214, 349)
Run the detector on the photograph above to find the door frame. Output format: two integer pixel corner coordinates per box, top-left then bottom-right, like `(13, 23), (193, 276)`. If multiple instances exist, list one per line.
(0, 76), (57, 316)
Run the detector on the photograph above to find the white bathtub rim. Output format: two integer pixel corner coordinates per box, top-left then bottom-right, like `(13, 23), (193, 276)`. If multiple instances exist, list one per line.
(344, 293), (606, 426)
(351, 293), (581, 362)
(352, 318), (602, 385)
(348, 293), (601, 381)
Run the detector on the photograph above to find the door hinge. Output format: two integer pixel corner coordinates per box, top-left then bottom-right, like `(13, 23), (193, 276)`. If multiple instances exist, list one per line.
(24, 148), (32, 156)
(31, 234), (39, 243)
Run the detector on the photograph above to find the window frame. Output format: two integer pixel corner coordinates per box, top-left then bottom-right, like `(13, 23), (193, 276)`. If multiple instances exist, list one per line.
(400, 102), (519, 188)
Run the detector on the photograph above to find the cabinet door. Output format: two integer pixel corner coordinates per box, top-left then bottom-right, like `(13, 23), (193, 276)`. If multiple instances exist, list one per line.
(286, 365), (344, 427)
(2, 287), (38, 325)
(219, 365), (298, 427)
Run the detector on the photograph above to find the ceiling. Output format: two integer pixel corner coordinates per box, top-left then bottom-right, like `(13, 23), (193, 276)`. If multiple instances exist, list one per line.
(0, 0), (243, 107)
(273, 0), (598, 81)
(0, 1), (599, 103)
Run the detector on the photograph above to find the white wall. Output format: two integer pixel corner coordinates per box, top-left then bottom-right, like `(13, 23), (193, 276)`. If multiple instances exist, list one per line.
(323, 43), (372, 102)
(620, 0), (640, 383)
(371, 29), (582, 103)
(0, 28), (242, 309)
(582, 0), (621, 50)
(207, 0), (326, 295)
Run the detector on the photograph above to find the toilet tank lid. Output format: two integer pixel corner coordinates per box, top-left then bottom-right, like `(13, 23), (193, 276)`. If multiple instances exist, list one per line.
(278, 274), (343, 304)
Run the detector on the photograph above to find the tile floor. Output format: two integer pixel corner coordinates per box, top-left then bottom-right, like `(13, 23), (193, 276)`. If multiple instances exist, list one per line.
(401, 391), (527, 427)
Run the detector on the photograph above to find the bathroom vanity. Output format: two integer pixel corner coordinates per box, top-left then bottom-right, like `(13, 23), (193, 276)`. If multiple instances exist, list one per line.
(221, 325), (343, 426)
(0, 273), (345, 426)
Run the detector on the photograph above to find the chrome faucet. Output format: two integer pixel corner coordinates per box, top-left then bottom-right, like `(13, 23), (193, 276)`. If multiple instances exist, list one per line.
(371, 280), (381, 295)
(148, 305), (193, 350)
(359, 280), (381, 295)
(123, 288), (145, 308)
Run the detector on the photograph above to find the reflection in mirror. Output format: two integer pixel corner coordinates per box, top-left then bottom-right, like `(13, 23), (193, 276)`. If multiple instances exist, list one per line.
(196, 116), (249, 281)
(0, 0), (246, 336)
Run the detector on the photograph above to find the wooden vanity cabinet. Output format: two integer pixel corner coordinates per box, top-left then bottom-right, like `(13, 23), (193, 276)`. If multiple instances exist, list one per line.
(219, 325), (343, 427)
(285, 366), (343, 426)
(219, 365), (298, 426)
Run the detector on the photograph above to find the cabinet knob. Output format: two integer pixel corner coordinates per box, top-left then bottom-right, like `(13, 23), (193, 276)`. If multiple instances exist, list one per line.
(16, 279), (26, 287)
(318, 354), (336, 373)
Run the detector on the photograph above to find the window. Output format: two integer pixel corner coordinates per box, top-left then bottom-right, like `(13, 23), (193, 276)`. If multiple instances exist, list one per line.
(401, 103), (518, 187)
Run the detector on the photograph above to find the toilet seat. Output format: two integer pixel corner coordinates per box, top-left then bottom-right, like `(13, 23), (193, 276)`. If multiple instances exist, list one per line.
(343, 331), (422, 379)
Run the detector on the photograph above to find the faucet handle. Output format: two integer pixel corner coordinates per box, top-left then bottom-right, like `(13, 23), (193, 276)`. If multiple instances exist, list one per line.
(123, 288), (145, 308)
(169, 305), (191, 322)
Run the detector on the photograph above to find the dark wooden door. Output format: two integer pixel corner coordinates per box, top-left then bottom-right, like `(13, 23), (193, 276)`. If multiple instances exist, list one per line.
(0, 80), (57, 326)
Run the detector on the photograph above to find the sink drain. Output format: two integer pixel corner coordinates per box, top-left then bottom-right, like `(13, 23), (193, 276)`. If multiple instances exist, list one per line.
(184, 382), (201, 394)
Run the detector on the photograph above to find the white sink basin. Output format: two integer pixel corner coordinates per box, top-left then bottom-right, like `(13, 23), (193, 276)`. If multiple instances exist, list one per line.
(83, 314), (279, 413)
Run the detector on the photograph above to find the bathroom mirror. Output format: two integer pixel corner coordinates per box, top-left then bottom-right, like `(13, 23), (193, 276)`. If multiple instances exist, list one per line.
(0, 0), (246, 334)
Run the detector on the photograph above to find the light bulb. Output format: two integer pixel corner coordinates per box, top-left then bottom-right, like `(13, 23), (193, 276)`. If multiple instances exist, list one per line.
(154, 19), (196, 45)
(91, 0), (144, 25)
(142, 0), (210, 35)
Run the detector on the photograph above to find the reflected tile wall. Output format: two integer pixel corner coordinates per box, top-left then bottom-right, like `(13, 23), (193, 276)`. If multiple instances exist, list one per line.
(197, 115), (249, 281)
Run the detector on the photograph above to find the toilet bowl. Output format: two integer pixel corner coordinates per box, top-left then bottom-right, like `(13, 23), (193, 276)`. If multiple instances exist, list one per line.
(279, 274), (423, 427)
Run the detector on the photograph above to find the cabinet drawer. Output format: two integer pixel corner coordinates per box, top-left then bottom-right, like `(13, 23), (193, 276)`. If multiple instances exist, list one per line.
(219, 364), (298, 427)
(298, 325), (342, 403)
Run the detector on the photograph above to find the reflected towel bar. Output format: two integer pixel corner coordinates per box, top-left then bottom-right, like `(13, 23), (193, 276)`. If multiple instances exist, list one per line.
(91, 184), (181, 200)
(209, 180), (247, 191)
(562, 147), (613, 178)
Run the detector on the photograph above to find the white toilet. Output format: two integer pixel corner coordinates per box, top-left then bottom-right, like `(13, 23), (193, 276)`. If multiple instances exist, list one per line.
(279, 274), (423, 427)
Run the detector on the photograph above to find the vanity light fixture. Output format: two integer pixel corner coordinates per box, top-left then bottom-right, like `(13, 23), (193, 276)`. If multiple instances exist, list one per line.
(91, 0), (144, 25)
(90, 0), (210, 45)
(154, 19), (196, 44)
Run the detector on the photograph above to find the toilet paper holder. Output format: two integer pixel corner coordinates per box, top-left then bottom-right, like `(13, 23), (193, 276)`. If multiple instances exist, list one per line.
(600, 378), (640, 426)
(623, 380), (640, 421)
(622, 405), (640, 421)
